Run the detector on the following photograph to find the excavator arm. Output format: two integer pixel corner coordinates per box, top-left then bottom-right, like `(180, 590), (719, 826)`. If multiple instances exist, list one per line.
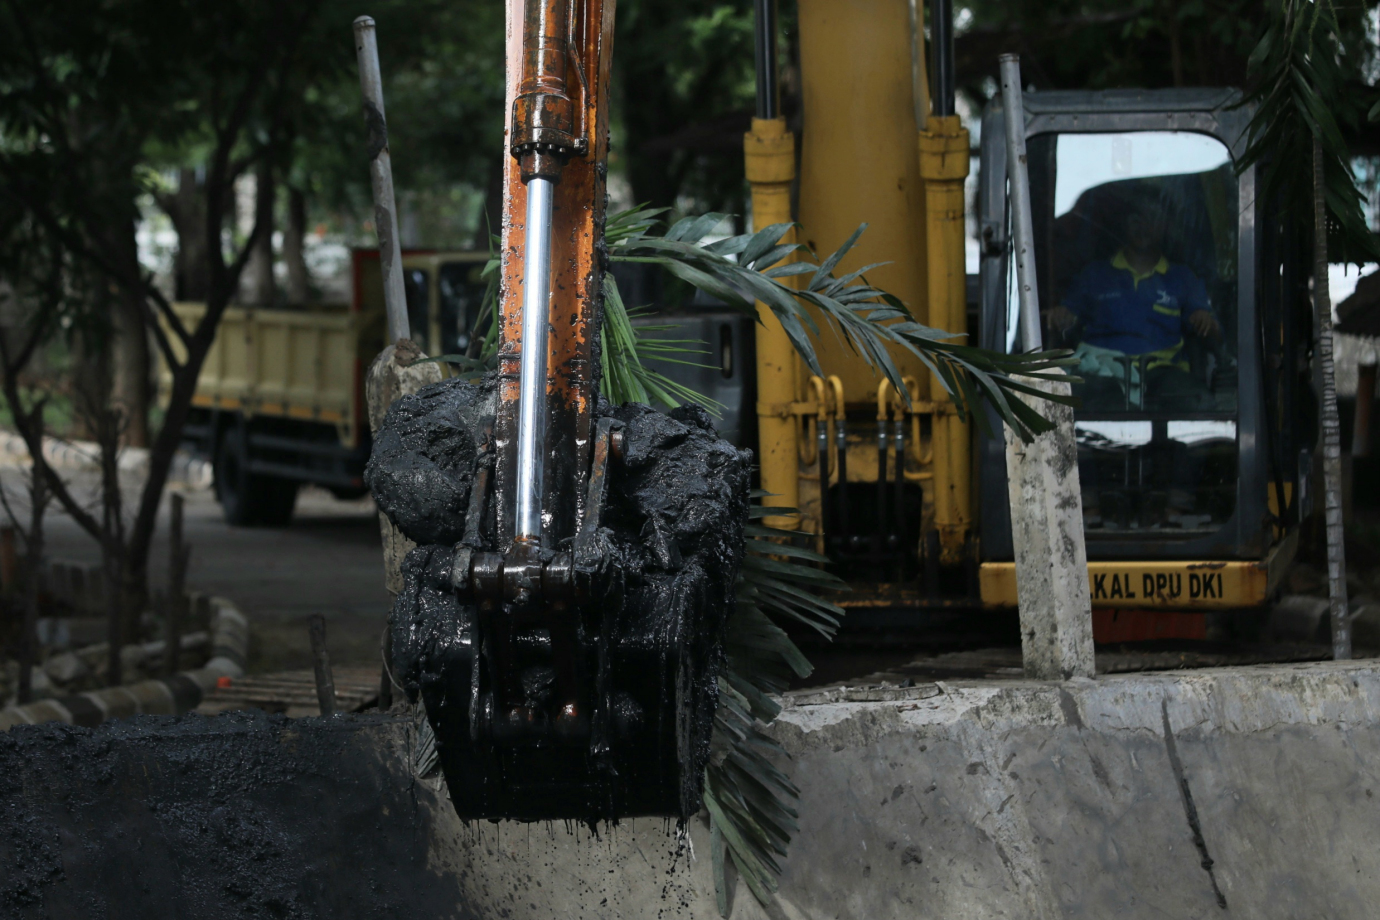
(367, 0), (752, 823)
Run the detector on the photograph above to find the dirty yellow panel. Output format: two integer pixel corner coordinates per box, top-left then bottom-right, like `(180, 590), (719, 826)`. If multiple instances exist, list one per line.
(979, 537), (1296, 610)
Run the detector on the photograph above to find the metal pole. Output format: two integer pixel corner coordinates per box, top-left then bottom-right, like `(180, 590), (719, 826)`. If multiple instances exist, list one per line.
(999, 54), (1042, 353)
(514, 177), (554, 540)
(353, 16), (410, 345)
(753, 0), (779, 120)
(907, 0), (929, 132)
(930, 0), (955, 118)
(309, 613), (338, 717)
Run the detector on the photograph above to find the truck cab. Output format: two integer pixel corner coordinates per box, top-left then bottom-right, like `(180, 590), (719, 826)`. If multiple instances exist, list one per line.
(355, 249), (492, 358)
(976, 89), (1313, 619)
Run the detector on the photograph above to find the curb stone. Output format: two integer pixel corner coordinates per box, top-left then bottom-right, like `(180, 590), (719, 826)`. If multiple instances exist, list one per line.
(0, 596), (248, 730)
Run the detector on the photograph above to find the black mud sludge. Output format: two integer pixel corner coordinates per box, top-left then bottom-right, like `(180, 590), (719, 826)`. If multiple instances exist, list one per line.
(368, 379), (751, 824)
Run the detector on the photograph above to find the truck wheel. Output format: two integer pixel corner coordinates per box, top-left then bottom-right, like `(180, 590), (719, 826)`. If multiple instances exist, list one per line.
(214, 424), (298, 527)
(254, 476), (299, 527)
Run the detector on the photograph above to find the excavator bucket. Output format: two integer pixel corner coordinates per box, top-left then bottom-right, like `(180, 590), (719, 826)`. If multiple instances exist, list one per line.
(365, 0), (751, 823)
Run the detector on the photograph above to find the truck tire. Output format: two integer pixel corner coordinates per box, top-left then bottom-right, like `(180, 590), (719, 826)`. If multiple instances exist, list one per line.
(214, 423), (298, 527)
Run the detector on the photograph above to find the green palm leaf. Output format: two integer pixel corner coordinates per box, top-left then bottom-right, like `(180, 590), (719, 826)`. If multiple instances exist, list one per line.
(610, 205), (1078, 442)
(1236, 0), (1380, 265)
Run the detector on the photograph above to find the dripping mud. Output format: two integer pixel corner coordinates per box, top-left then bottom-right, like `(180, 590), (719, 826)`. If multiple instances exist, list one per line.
(367, 376), (752, 824)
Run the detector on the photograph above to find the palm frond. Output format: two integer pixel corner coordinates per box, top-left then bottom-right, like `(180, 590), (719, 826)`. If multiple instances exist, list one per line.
(701, 503), (844, 912)
(600, 271), (724, 413)
(430, 221), (723, 415)
(609, 205), (1077, 442)
(1236, 0), (1380, 264)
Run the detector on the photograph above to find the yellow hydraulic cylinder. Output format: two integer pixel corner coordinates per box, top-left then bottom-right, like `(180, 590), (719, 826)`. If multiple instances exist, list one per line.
(745, 116), (800, 529)
(796, 0), (930, 402)
(918, 114), (971, 563)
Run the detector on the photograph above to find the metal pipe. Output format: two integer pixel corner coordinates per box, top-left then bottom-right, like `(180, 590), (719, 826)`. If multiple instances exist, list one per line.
(930, 0), (955, 118)
(906, 0), (929, 131)
(876, 381), (891, 558)
(830, 376), (849, 548)
(353, 16), (410, 345)
(753, 0), (779, 120)
(893, 404), (905, 558)
(999, 54), (1042, 353)
(514, 177), (555, 541)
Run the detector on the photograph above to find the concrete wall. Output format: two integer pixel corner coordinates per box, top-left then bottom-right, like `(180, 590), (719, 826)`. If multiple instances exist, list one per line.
(430, 661), (1380, 919)
(6, 662), (1380, 918)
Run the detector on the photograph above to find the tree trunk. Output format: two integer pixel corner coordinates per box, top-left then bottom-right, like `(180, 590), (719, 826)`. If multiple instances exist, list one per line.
(284, 186), (310, 304)
(245, 160), (276, 305)
(16, 416), (47, 706)
(1314, 135), (1350, 660)
(111, 215), (150, 448)
(1166, 0), (1184, 87)
(163, 168), (210, 302)
(112, 291), (150, 448)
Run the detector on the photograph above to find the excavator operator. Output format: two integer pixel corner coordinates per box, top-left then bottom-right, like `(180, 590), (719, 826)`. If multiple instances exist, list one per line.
(1045, 192), (1220, 413)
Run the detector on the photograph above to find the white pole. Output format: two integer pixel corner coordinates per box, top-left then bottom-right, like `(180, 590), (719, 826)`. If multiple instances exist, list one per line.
(999, 54), (1042, 354)
(998, 54), (1095, 680)
(354, 16), (411, 345)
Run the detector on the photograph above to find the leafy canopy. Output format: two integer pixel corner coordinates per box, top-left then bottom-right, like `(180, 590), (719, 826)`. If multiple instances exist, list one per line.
(1237, 0), (1380, 265)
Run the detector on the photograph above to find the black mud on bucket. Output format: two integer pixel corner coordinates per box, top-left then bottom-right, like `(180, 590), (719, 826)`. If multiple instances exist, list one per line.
(367, 377), (751, 823)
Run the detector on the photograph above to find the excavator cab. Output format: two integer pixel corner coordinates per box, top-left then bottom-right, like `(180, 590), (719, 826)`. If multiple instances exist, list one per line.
(978, 90), (1312, 609)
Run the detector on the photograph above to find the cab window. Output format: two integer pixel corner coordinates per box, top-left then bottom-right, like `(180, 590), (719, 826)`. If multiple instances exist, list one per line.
(404, 268), (430, 351)
(1022, 131), (1240, 537)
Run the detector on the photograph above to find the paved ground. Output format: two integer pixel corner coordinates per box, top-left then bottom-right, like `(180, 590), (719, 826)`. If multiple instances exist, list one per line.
(1, 467), (390, 675)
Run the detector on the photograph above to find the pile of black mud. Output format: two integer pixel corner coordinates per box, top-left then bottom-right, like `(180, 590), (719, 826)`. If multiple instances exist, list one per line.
(0, 712), (472, 919)
(366, 376), (752, 824)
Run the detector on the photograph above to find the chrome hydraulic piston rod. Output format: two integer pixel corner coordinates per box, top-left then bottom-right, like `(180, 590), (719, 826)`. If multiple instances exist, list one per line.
(514, 177), (554, 540)
(510, 0), (581, 542)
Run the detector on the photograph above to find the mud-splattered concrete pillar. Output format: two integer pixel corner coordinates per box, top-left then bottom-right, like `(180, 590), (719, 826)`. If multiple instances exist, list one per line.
(365, 339), (443, 596)
(1004, 371), (1094, 680)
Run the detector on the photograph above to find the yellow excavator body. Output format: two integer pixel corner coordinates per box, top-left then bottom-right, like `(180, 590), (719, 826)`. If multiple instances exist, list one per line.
(750, 0), (972, 573)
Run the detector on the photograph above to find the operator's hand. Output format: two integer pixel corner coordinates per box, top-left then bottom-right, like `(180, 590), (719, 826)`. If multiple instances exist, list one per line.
(1187, 309), (1219, 338)
(1044, 305), (1078, 333)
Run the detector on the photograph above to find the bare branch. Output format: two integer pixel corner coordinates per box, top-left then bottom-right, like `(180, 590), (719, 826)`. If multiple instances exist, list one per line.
(142, 271), (191, 347)
(142, 297), (182, 374)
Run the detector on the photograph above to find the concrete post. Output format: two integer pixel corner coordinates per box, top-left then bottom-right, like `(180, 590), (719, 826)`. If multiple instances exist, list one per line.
(1005, 373), (1095, 679)
(365, 338), (442, 596)
(999, 54), (1094, 680)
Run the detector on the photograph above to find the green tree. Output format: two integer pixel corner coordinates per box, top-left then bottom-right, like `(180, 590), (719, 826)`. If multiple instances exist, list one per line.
(613, 1), (760, 218)
(956, 0), (1378, 100)
(0, 0), (326, 680)
(275, 0), (508, 248)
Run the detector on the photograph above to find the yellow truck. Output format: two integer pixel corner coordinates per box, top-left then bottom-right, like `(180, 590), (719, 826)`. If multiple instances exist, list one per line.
(164, 249), (488, 525)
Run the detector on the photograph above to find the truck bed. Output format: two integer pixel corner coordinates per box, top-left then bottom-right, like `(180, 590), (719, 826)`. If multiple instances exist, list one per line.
(164, 302), (365, 450)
